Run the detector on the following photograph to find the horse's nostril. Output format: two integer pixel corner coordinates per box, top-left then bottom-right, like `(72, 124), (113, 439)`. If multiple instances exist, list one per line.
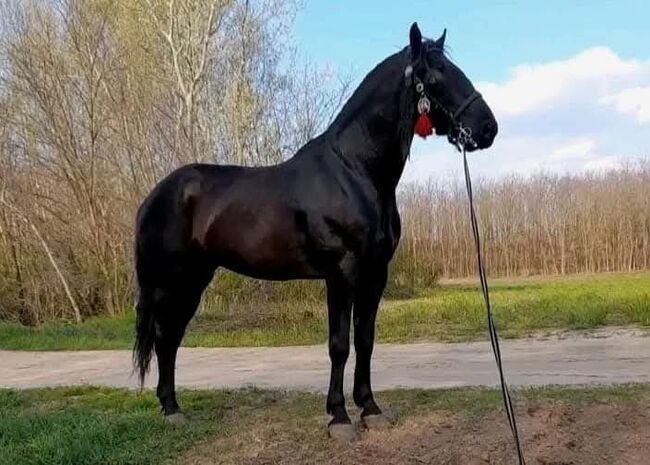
(483, 121), (497, 140)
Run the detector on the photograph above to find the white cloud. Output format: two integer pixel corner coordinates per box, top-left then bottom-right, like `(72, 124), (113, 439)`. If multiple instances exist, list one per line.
(477, 47), (648, 118)
(542, 138), (620, 172)
(584, 156), (621, 171)
(405, 135), (623, 183)
(493, 137), (620, 175)
(601, 86), (650, 124)
(548, 138), (596, 161)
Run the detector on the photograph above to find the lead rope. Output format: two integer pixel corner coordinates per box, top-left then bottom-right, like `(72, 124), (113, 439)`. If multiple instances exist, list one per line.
(462, 147), (527, 465)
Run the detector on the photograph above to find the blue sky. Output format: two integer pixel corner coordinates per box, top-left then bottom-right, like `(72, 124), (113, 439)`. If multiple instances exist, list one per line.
(295, 1), (650, 182)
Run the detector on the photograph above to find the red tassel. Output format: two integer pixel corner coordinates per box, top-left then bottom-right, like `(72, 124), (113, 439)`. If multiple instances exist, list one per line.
(414, 113), (434, 138)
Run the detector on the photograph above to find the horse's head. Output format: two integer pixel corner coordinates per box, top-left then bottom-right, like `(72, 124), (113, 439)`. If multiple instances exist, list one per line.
(407, 23), (497, 151)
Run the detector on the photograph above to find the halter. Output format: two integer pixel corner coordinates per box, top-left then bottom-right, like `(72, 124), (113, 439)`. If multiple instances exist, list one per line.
(405, 64), (481, 150)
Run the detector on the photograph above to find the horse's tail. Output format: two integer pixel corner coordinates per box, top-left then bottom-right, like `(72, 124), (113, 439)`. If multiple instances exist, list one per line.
(133, 286), (156, 388)
(133, 197), (158, 389)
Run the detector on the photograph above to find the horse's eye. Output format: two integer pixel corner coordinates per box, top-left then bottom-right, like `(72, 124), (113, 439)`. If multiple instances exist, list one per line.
(428, 69), (443, 85)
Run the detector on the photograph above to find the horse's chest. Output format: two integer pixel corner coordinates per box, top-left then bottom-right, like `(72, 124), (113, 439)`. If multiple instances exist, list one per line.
(347, 201), (401, 262)
(372, 213), (399, 254)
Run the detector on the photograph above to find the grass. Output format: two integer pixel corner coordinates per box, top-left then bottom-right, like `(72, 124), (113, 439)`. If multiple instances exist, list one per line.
(1, 271), (649, 351)
(0, 386), (271, 465)
(1, 384), (649, 465)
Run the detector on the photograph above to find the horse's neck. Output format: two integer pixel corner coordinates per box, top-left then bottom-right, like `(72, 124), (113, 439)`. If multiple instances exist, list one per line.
(327, 52), (414, 194)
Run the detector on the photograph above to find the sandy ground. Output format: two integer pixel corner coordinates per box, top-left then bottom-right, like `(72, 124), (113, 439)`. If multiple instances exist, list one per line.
(191, 403), (650, 465)
(2, 328), (649, 391)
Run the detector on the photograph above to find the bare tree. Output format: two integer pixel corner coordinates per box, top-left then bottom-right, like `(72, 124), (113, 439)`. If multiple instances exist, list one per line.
(0, 0), (352, 323)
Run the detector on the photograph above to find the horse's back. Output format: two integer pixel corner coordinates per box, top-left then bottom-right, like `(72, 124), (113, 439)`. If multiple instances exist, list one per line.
(134, 144), (387, 283)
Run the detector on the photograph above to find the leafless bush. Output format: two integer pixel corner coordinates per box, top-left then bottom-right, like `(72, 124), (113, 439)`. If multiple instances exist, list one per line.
(0, 0), (348, 324)
(397, 161), (650, 278)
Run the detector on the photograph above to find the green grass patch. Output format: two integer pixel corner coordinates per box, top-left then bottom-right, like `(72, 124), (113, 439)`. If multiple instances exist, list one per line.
(377, 271), (650, 342)
(0, 315), (134, 351)
(1, 271), (648, 350)
(0, 387), (317, 465)
(1, 384), (649, 465)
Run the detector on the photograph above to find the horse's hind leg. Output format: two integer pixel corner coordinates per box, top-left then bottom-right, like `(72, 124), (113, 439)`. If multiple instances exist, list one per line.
(152, 285), (202, 421)
(134, 166), (214, 420)
(144, 265), (214, 421)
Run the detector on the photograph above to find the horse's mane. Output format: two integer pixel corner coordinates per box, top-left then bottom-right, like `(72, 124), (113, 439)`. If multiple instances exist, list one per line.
(328, 48), (409, 132)
(326, 40), (449, 164)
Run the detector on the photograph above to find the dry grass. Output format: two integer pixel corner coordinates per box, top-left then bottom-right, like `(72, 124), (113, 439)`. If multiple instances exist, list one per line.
(396, 162), (650, 279)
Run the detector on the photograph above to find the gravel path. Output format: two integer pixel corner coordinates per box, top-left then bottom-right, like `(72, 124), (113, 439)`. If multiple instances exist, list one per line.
(2, 329), (648, 391)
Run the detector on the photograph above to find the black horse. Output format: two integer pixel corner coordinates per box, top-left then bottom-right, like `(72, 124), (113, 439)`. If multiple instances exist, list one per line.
(134, 22), (497, 440)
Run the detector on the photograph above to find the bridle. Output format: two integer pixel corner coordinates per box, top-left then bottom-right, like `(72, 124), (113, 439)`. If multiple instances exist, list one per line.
(405, 61), (481, 151)
(406, 49), (528, 465)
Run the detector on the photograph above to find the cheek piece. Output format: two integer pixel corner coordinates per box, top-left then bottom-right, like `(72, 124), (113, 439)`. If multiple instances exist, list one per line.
(414, 81), (434, 138)
(404, 64), (482, 149)
(405, 65), (434, 139)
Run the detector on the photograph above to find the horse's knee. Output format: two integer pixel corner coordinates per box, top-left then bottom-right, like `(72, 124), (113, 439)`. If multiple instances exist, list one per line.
(354, 326), (374, 349)
(329, 334), (350, 363)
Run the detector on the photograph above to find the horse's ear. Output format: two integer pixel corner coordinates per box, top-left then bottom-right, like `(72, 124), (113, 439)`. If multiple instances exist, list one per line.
(409, 22), (422, 60)
(436, 28), (447, 49)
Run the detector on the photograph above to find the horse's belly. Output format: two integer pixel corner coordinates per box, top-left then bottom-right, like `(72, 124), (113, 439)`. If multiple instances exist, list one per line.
(200, 206), (322, 280)
(222, 260), (322, 281)
(219, 239), (322, 281)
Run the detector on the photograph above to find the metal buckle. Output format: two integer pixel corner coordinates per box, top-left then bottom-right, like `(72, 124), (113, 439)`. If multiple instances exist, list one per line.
(417, 96), (431, 114)
(451, 124), (476, 151)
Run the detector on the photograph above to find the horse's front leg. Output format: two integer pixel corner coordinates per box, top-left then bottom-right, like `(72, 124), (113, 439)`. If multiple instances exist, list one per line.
(325, 276), (356, 441)
(353, 266), (391, 430)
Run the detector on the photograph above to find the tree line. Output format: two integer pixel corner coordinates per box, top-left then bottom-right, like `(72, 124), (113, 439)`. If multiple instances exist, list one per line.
(0, 0), (349, 324)
(0, 0), (647, 325)
(396, 162), (650, 280)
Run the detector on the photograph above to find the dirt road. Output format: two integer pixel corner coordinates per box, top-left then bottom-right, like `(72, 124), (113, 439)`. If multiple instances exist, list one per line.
(1, 329), (648, 391)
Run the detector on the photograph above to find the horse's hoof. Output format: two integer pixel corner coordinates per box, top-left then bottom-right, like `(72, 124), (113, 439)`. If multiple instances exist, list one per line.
(164, 412), (187, 425)
(328, 423), (358, 443)
(362, 414), (391, 431)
